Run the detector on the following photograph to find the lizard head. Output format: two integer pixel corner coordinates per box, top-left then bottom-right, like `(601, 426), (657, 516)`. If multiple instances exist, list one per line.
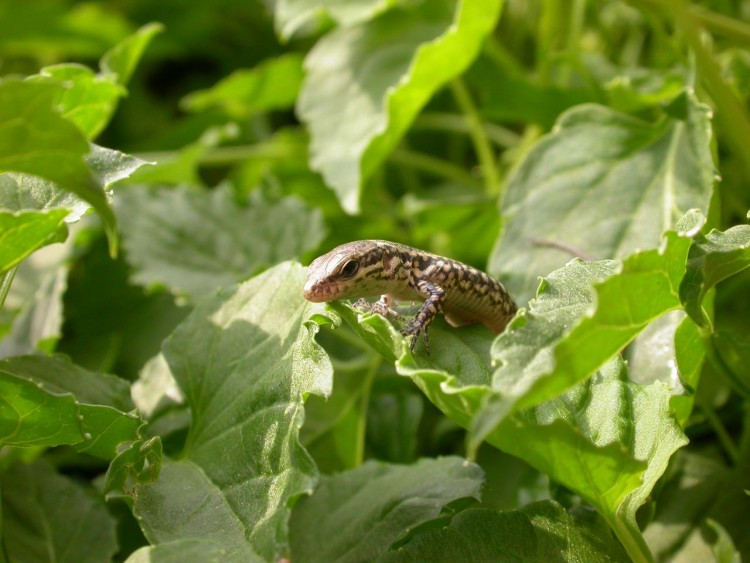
(303, 241), (383, 303)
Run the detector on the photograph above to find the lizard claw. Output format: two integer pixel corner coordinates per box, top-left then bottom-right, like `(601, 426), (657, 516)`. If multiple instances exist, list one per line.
(401, 321), (430, 355)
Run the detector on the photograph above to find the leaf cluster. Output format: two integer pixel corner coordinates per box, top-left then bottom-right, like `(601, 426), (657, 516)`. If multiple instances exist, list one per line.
(1, 1), (750, 562)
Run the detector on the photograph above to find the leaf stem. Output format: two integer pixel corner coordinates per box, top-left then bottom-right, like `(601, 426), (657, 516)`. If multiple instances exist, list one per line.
(449, 79), (502, 196)
(0, 266), (18, 309)
(611, 518), (656, 563)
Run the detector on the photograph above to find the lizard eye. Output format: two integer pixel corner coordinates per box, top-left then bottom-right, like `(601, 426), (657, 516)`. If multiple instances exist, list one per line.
(339, 259), (360, 279)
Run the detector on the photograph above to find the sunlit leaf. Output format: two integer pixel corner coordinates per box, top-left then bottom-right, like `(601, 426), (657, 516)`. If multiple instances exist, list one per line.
(680, 223), (750, 327)
(298, 0), (502, 212)
(490, 91), (714, 303)
(182, 53), (304, 118)
(380, 502), (629, 562)
(123, 263), (333, 561)
(0, 209), (69, 273)
(0, 355), (141, 459)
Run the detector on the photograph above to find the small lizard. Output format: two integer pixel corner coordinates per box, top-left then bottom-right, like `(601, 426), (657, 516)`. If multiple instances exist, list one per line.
(303, 240), (517, 353)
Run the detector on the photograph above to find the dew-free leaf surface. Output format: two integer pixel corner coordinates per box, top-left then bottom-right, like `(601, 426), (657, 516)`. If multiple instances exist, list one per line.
(289, 457), (484, 563)
(1, 460), (118, 563)
(117, 185), (324, 300)
(125, 263), (333, 561)
(0, 355), (141, 459)
(490, 92), (714, 303)
(297, 0), (502, 212)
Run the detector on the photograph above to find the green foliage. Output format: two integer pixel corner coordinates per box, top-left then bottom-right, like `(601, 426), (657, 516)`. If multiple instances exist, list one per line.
(2, 1), (750, 562)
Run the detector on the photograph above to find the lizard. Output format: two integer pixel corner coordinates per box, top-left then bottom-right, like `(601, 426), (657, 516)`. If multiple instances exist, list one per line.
(303, 240), (517, 353)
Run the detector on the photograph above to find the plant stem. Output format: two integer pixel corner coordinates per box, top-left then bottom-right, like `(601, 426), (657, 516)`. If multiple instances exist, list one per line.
(697, 396), (740, 464)
(690, 6), (750, 45)
(449, 79), (502, 196)
(414, 113), (520, 148)
(390, 148), (484, 190)
(0, 266), (18, 309)
(355, 355), (381, 466)
(649, 0), (750, 179)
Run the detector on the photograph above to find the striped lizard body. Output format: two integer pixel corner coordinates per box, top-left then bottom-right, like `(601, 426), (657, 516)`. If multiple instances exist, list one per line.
(303, 240), (517, 352)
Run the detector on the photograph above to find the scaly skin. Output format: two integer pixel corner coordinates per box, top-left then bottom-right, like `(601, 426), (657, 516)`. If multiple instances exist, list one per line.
(303, 240), (517, 352)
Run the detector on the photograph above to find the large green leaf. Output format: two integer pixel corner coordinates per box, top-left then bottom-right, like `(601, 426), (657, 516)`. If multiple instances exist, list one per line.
(0, 355), (141, 459)
(319, 211), (701, 562)
(0, 145), (147, 222)
(297, 0), (502, 213)
(124, 262), (333, 561)
(680, 223), (750, 327)
(30, 63), (125, 141)
(0, 79), (117, 246)
(117, 185), (325, 300)
(275, 0), (396, 40)
(1, 460), (118, 563)
(490, 91), (714, 303)
(471, 211), (703, 448)
(380, 502), (629, 562)
(323, 300), (686, 561)
(289, 458), (484, 562)
(0, 209), (69, 273)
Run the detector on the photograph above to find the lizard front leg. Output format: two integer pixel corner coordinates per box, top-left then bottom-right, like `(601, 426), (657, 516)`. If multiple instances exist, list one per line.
(402, 279), (445, 354)
(354, 294), (400, 318)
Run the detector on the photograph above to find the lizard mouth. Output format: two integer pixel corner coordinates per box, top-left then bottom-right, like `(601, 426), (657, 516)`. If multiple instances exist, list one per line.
(303, 279), (344, 303)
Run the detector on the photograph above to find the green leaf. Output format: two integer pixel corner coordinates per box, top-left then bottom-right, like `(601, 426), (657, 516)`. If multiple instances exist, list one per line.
(300, 358), (375, 473)
(0, 145), (148, 227)
(379, 502), (629, 562)
(475, 60), (593, 128)
(706, 519), (742, 563)
(0, 173), (88, 218)
(289, 457), (484, 563)
(100, 23), (163, 85)
(490, 91), (714, 304)
(0, 355), (141, 459)
(27, 24), (160, 139)
(104, 435), (162, 499)
(126, 539), (243, 563)
(680, 223), (750, 327)
(182, 53), (304, 118)
(643, 451), (750, 561)
(0, 79), (117, 247)
(0, 258), (68, 358)
(1, 460), (118, 563)
(124, 263), (333, 561)
(30, 64), (125, 140)
(117, 185), (325, 300)
(475, 211), (704, 445)
(321, 232), (694, 560)
(275, 0), (397, 40)
(297, 0), (502, 213)
(0, 209), (69, 273)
